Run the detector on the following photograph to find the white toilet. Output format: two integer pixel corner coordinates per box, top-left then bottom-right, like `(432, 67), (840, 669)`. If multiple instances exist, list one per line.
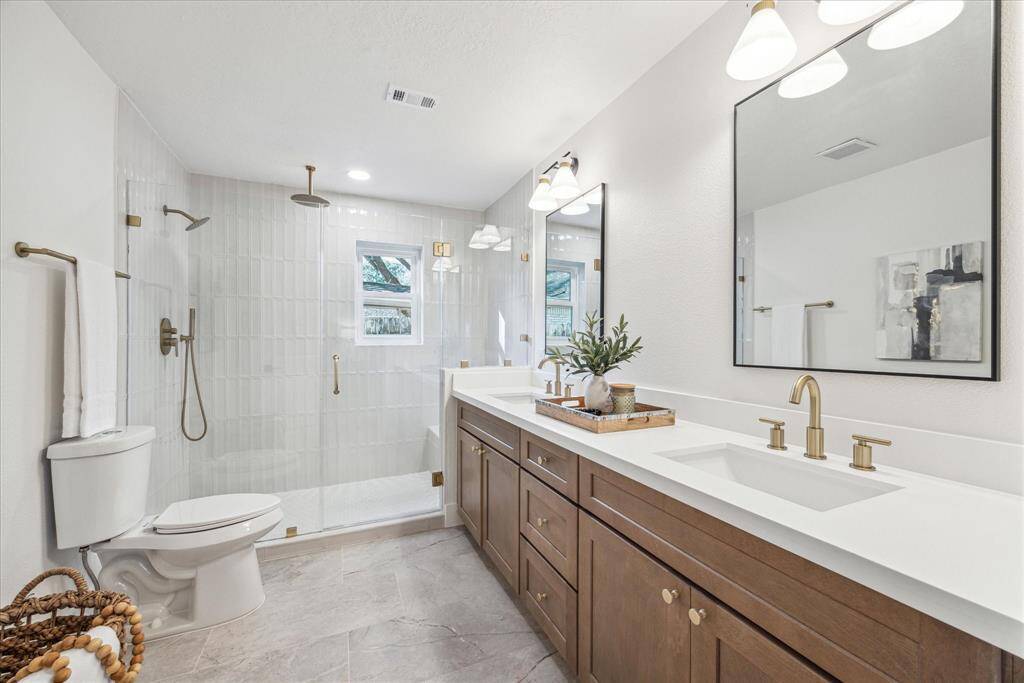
(47, 426), (282, 639)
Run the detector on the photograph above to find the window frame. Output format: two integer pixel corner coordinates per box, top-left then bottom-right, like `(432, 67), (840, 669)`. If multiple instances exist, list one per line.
(355, 240), (424, 346)
(545, 259), (583, 347)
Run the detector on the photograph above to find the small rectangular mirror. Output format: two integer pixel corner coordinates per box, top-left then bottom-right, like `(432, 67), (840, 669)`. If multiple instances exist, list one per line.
(545, 183), (605, 352)
(734, 1), (998, 380)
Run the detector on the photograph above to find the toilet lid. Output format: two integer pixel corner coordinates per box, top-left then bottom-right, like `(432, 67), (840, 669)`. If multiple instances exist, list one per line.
(154, 494), (280, 534)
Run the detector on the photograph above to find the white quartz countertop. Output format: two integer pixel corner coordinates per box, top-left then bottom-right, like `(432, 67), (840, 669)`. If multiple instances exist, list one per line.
(452, 385), (1024, 657)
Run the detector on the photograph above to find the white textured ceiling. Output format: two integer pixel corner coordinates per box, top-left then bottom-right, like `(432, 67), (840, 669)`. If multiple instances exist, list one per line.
(49, 0), (724, 210)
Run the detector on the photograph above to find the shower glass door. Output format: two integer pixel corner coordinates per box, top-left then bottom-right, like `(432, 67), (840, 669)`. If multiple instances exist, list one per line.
(319, 200), (463, 530)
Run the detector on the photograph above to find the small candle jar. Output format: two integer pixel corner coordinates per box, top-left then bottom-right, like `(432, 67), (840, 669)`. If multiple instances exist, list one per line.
(610, 383), (636, 415)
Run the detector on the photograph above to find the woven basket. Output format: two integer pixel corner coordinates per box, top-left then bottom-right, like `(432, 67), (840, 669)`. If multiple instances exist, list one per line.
(0, 568), (142, 682)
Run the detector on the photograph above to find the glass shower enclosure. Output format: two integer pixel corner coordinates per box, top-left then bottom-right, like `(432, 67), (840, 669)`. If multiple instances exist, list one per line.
(177, 176), (485, 540)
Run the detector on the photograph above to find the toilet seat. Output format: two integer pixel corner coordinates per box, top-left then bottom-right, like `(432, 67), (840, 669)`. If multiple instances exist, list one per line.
(153, 493), (280, 534)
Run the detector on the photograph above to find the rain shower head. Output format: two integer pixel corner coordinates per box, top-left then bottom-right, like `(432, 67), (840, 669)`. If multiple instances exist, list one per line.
(290, 165), (330, 208)
(163, 205), (210, 231)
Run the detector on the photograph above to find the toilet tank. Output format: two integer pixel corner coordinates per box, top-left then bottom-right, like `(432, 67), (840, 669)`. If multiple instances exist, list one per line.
(47, 426), (155, 549)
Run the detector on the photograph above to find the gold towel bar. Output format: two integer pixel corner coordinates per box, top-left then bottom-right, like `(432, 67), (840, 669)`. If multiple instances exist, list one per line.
(14, 242), (130, 279)
(753, 300), (833, 313)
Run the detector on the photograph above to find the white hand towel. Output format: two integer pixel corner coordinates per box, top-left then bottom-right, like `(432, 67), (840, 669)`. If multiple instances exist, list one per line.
(770, 303), (807, 368)
(63, 258), (118, 438)
(62, 262), (82, 437)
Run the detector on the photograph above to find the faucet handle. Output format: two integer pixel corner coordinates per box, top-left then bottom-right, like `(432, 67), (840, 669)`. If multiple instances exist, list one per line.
(545, 380), (553, 395)
(758, 417), (787, 451)
(850, 434), (891, 472)
(563, 383), (574, 398)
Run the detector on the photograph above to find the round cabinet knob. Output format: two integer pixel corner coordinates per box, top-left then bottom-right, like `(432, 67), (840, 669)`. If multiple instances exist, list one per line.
(536, 517), (548, 528)
(688, 608), (707, 626)
(535, 592), (547, 602)
(535, 456), (546, 466)
(661, 588), (679, 604)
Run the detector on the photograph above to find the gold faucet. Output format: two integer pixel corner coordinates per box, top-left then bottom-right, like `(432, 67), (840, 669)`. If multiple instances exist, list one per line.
(538, 356), (565, 396)
(788, 374), (825, 460)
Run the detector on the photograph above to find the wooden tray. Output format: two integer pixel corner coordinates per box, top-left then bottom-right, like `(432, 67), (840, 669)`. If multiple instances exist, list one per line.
(535, 396), (675, 433)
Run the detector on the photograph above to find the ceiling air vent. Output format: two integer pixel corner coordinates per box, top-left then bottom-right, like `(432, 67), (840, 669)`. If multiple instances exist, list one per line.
(386, 83), (438, 111)
(816, 138), (876, 160)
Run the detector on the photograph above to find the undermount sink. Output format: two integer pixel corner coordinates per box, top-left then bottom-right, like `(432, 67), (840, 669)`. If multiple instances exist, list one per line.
(488, 392), (542, 405)
(656, 444), (902, 511)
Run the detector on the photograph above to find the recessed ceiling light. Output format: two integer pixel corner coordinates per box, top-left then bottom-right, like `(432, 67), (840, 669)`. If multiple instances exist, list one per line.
(347, 169), (371, 181)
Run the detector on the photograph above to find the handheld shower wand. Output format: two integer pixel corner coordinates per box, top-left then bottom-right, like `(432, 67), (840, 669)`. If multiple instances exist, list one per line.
(180, 307), (208, 441)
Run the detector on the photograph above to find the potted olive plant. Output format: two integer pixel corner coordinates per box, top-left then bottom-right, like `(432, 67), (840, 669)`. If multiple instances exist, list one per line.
(548, 312), (643, 413)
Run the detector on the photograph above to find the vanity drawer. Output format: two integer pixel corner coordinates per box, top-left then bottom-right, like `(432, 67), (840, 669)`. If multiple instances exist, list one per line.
(579, 457), (921, 682)
(520, 470), (578, 587)
(458, 401), (519, 463)
(520, 536), (577, 673)
(520, 431), (578, 501)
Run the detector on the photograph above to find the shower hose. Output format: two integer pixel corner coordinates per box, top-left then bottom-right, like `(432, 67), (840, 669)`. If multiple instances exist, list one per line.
(181, 335), (208, 441)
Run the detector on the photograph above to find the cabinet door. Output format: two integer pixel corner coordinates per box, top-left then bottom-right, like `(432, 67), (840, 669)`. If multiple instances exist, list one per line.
(457, 428), (483, 544)
(690, 588), (831, 683)
(578, 513), (691, 683)
(482, 446), (520, 590)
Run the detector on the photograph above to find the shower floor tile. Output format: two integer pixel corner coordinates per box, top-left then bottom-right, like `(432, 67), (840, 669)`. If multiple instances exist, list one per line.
(145, 527), (572, 682)
(268, 470), (442, 540)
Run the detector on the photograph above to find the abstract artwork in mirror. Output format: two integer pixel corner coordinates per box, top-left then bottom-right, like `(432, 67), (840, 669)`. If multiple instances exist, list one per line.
(733, 1), (997, 380)
(545, 183), (604, 352)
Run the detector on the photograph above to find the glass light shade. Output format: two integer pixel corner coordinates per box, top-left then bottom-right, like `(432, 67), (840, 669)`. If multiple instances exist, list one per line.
(468, 230), (489, 250)
(492, 238), (512, 252)
(777, 49), (848, 99)
(816, 0), (895, 26)
(726, 3), (798, 81)
(867, 0), (963, 50)
(550, 159), (580, 200)
(432, 256), (453, 272)
(584, 187), (603, 205)
(478, 224), (501, 244)
(560, 197), (590, 216)
(528, 176), (558, 211)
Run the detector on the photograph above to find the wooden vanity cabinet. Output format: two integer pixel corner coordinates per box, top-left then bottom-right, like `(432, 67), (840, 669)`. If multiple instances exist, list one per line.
(690, 588), (832, 682)
(457, 428), (483, 543)
(481, 444), (520, 590)
(578, 512), (691, 683)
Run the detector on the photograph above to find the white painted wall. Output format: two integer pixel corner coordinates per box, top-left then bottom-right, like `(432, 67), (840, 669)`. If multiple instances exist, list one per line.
(533, 1), (1022, 444)
(0, 0), (118, 597)
(749, 138), (992, 376)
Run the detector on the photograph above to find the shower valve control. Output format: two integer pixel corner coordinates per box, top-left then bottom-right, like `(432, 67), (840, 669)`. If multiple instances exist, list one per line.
(160, 318), (179, 356)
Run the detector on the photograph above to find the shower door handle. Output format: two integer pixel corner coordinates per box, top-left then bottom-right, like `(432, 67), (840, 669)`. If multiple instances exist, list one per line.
(331, 354), (341, 395)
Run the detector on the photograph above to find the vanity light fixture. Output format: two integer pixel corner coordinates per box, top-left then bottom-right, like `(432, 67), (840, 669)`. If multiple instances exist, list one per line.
(468, 229), (490, 249)
(816, 0), (895, 26)
(585, 187), (603, 205)
(347, 169), (371, 181)
(478, 224), (501, 245)
(493, 238), (512, 252)
(867, 0), (964, 51)
(726, 0), (797, 81)
(777, 49), (848, 99)
(528, 175), (558, 212)
(550, 157), (581, 200)
(560, 197), (590, 216)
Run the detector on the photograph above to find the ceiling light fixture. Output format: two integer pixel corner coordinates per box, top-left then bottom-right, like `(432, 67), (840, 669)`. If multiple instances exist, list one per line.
(726, 0), (797, 81)
(478, 225), (502, 245)
(867, 0), (964, 51)
(550, 157), (581, 199)
(816, 0), (895, 26)
(778, 49), (849, 98)
(560, 197), (590, 216)
(468, 229), (490, 250)
(347, 169), (371, 181)
(528, 175), (558, 211)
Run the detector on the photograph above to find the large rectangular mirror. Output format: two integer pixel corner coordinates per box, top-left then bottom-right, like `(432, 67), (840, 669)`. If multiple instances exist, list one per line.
(545, 183), (605, 352)
(734, 1), (998, 380)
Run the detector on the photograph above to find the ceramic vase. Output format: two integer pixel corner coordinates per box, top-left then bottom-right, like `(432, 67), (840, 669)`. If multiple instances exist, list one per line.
(585, 375), (613, 413)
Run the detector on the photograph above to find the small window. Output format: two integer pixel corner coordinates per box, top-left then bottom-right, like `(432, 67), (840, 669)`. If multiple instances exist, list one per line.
(356, 241), (423, 345)
(545, 261), (583, 345)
